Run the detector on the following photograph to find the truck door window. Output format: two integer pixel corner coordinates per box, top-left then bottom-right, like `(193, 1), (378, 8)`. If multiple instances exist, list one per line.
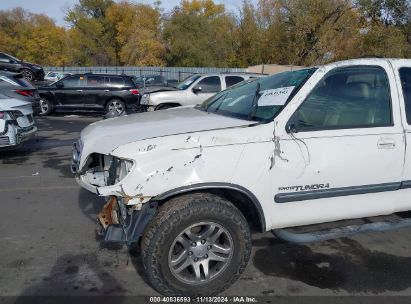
(292, 66), (392, 131)
(195, 76), (221, 93)
(399, 68), (411, 124)
(225, 76), (245, 88)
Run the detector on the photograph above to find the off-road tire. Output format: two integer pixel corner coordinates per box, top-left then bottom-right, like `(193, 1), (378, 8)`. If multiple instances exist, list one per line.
(141, 193), (252, 296)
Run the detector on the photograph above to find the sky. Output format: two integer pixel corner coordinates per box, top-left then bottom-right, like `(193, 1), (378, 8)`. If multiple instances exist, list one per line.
(0, 0), (249, 26)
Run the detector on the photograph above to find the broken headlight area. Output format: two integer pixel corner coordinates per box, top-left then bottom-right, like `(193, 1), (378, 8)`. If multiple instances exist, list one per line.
(81, 153), (134, 187)
(97, 196), (157, 244)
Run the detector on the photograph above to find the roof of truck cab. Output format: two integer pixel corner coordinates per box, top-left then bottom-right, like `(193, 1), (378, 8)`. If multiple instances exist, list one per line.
(321, 58), (411, 69)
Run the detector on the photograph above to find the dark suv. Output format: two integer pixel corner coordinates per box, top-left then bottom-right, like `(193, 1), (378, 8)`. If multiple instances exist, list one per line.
(37, 73), (140, 116)
(0, 52), (45, 82)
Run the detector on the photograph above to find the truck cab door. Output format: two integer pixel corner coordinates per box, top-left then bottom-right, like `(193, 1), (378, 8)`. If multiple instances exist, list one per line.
(266, 63), (405, 228)
(394, 64), (411, 212)
(188, 76), (222, 106)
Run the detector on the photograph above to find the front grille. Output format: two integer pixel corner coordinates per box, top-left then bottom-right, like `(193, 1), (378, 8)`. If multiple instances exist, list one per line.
(0, 136), (10, 146)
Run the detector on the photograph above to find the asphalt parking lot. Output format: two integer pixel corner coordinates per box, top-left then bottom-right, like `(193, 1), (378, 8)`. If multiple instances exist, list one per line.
(2, 114), (411, 299)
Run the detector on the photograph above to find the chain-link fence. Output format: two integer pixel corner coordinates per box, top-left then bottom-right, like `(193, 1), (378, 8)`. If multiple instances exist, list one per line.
(43, 66), (248, 82)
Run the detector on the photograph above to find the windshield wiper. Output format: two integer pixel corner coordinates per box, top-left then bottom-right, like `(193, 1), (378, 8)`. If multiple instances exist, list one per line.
(247, 82), (261, 120)
(211, 93), (229, 113)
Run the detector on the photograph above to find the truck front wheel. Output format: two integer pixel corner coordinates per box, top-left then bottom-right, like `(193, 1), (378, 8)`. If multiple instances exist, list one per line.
(141, 193), (251, 296)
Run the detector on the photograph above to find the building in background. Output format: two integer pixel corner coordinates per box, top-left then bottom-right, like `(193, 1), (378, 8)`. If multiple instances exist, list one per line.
(248, 64), (304, 75)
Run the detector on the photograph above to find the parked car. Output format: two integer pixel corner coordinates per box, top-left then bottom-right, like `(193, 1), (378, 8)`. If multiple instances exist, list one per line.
(0, 52), (45, 82)
(44, 71), (72, 82)
(0, 94), (37, 149)
(132, 75), (178, 89)
(139, 72), (264, 111)
(73, 58), (411, 296)
(0, 72), (41, 115)
(37, 73), (140, 116)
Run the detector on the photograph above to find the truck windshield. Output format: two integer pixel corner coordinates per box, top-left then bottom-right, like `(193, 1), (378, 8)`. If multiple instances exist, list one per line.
(197, 68), (317, 122)
(176, 75), (201, 90)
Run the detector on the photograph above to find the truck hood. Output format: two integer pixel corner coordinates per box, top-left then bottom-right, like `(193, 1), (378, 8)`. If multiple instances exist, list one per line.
(80, 106), (252, 155)
(141, 86), (178, 94)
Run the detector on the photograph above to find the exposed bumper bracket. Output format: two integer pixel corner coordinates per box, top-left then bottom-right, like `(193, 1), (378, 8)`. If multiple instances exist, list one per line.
(101, 200), (157, 244)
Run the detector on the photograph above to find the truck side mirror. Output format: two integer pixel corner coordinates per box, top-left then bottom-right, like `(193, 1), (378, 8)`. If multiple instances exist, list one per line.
(286, 122), (298, 134)
(192, 86), (202, 94)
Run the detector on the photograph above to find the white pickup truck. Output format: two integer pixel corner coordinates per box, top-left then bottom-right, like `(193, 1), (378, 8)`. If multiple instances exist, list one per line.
(72, 58), (411, 296)
(139, 72), (263, 111)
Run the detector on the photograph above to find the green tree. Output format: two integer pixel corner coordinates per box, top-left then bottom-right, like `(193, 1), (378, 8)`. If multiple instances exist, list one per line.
(356, 0), (410, 25)
(65, 0), (116, 65)
(255, 0), (363, 66)
(355, 0), (411, 57)
(106, 2), (166, 66)
(163, 0), (236, 67)
(0, 8), (70, 66)
(233, 1), (262, 67)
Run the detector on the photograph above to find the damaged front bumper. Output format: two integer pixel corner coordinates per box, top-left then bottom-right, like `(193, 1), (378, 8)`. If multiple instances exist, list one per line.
(73, 149), (157, 243)
(96, 196), (157, 243)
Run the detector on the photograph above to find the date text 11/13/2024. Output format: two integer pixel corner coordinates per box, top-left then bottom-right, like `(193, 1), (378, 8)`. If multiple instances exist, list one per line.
(149, 296), (257, 303)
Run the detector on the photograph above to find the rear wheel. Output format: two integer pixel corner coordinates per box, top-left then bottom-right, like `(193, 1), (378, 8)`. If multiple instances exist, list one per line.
(39, 97), (52, 116)
(106, 99), (125, 115)
(141, 193), (251, 296)
(20, 69), (34, 82)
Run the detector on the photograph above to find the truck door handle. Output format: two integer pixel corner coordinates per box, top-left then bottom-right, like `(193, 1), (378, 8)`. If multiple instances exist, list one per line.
(377, 138), (396, 149)
(76, 90), (83, 92)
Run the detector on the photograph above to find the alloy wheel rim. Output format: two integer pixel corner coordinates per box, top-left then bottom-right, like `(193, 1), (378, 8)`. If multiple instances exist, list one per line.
(21, 70), (33, 81)
(40, 99), (49, 114)
(108, 100), (124, 114)
(168, 221), (233, 285)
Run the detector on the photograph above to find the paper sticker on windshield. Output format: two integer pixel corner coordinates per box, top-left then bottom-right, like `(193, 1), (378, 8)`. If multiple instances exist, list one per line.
(258, 86), (295, 106)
